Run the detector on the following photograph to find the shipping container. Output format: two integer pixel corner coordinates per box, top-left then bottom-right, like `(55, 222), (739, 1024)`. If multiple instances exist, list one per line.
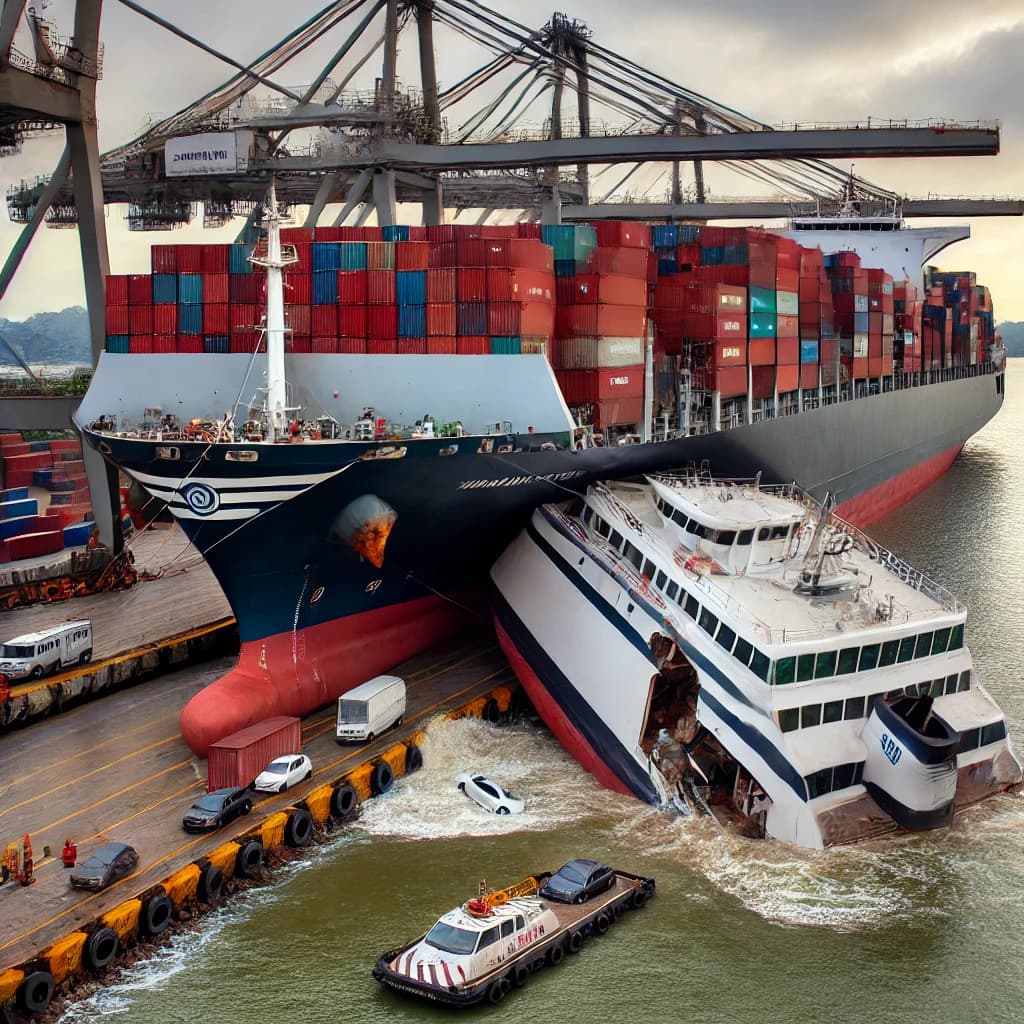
(206, 716), (302, 791)
(556, 336), (644, 369)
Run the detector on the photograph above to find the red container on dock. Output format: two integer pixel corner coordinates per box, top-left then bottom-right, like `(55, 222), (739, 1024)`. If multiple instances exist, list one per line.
(206, 716), (302, 791)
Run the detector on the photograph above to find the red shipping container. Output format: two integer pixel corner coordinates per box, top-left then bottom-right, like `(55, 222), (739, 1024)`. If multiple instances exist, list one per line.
(798, 277), (821, 302)
(852, 356), (869, 378)
(203, 304), (230, 334)
(395, 242), (429, 270)
(287, 336), (312, 353)
(282, 228), (314, 245)
(457, 268), (488, 302)
(776, 364), (799, 393)
(129, 336), (153, 353)
(715, 313), (747, 341)
(800, 363), (819, 389)
(593, 221), (650, 249)
(868, 355), (883, 376)
(178, 334), (203, 353)
(557, 304), (646, 338)
(426, 225), (457, 242)
(456, 237), (486, 266)
(337, 338), (366, 354)
(456, 336), (489, 354)
(311, 337), (339, 354)
(426, 304), (456, 336)
(488, 301), (555, 337)
(367, 339), (398, 354)
(291, 243), (312, 272)
(204, 274), (230, 304)
(153, 304), (177, 334)
(593, 397), (644, 428)
(314, 227), (343, 243)
(230, 275), (262, 304)
(712, 340), (746, 367)
(775, 267), (799, 293)
(107, 275), (130, 306)
(151, 334), (176, 353)
(570, 274), (646, 307)
(487, 268), (555, 303)
(230, 334), (261, 353)
(775, 239), (802, 272)
(176, 245), (203, 274)
(230, 304), (259, 332)
(776, 338), (800, 365)
(367, 305), (398, 338)
(312, 305), (338, 337)
(428, 241), (458, 268)
(128, 305), (153, 334)
(105, 305), (129, 335)
(285, 305), (312, 335)
(367, 270), (396, 305)
(337, 271), (367, 304)
(206, 716), (302, 791)
(397, 339), (427, 354)
(748, 337), (775, 366)
(589, 247), (649, 278)
(427, 337), (457, 354)
(338, 305), (367, 337)
(286, 273), (312, 305)
(8, 530), (64, 560)
(151, 246), (178, 274)
(427, 268), (457, 303)
(128, 274), (151, 305)
(709, 365), (747, 398)
(776, 314), (799, 338)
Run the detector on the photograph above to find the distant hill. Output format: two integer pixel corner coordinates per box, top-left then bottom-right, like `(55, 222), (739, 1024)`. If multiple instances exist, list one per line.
(0, 307), (90, 367)
(998, 322), (1024, 358)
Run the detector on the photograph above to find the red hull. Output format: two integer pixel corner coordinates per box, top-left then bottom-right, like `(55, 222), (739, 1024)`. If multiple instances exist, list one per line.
(180, 595), (473, 755)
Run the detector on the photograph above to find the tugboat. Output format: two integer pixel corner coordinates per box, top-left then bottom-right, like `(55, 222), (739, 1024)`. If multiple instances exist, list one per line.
(372, 865), (655, 1006)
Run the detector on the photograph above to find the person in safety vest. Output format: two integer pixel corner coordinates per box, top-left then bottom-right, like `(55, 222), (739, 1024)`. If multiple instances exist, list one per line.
(62, 839), (77, 868)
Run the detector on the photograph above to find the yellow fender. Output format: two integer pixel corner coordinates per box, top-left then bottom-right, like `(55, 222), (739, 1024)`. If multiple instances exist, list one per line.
(162, 864), (200, 910)
(302, 784), (334, 827)
(40, 932), (87, 984)
(0, 968), (25, 1007)
(100, 898), (142, 944)
(204, 842), (240, 881)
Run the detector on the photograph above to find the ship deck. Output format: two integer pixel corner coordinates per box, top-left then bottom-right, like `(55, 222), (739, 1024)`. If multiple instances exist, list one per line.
(0, 634), (515, 972)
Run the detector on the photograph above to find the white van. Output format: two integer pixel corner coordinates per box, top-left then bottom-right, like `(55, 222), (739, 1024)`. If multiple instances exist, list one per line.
(336, 675), (406, 743)
(0, 620), (93, 680)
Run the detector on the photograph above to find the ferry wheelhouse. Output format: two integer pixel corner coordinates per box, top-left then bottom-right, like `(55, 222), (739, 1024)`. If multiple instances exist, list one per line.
(490, 465), (1022, 848)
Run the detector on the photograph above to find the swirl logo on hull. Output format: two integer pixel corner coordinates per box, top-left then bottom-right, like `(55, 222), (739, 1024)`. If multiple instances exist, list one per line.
(181, 482), (220, 516)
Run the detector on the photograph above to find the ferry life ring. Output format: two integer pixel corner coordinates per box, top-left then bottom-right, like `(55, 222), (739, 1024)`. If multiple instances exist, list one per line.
(466, 898), (492, 917)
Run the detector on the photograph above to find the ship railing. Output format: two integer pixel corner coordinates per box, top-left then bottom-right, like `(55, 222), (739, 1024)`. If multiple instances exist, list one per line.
(771, 117), (999, 132)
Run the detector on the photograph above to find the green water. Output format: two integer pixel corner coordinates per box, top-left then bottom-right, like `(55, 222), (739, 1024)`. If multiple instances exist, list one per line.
(63, 364), (1024, 1024)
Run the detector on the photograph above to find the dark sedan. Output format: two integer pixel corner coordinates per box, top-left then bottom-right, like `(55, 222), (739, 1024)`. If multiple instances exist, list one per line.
(69, 842), (139, 891)
(539, 859), (616, 904)
(182, 787), (253, 832)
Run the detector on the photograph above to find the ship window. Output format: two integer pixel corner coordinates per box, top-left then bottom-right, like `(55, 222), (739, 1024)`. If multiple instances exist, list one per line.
(859, 644), (880, 671)
(733, 637), (753, 666)
(655, 570), (668, 590)
(771, 525), (789, 540)
(716, 624), (736, 653)
(596, 518), (610, 538)
(929, 679), (944, 698)
(778, 708), (799, 732)
(837, 648), (859, 675)
(958, 727), (980, 754)
(515, 916), (525, 930)
(737, 530), (754, 545)
(815, 651), (837, 678)
(758, 528), (770, 541)
(833, 763), (857, 790)
(156, 446), (182, 460)
(806, 767), (832, 798)
(500, 919), (515, 938)
(949, 624), (964, 650)
(667, 581), (680, 602)
(796, 655), (815, 682)
(980, 720), (1007, 746)
(625, 544), (642, 570)
(801, 704), (821, 728)
(477, 926), (501, 950)
(225, 449), (259, 462)
(609, 529), (623, 551)
(879, 640), (899, 667)
(914, 632), (933, 659)
(672, 509), (688, 527)
(930, 627), (951, 655)
(823, 699), (843, 724)
(582, 507), (593, 525)
(843, 696), (866, 720)
(944, 674), (959, 695)
(750, 649), (770, 681)
(958, 670), (971, 692)
(774, 658), (796, 686)
(642, 558), (656, 580)
(853, 762), (864, 785)
(897, 637), (915, 663)
(698, 608), (718, 636)
(684, 594), (699, 619)
(715, 530), (737, 546)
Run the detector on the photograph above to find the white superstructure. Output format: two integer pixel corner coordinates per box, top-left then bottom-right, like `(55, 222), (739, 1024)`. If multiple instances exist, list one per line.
(491, 466), (1022, 849)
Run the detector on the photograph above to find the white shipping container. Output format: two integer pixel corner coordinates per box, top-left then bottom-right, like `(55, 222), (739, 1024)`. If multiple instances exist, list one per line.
(558, 336), (644, 369)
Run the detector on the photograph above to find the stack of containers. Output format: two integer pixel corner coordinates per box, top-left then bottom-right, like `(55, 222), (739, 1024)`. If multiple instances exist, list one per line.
(866, 269), (895, 377)
(773, 235), (802, 396)
(797, 246), (830, 389)
(551, 222), (650, 428)
(973, 284), (994, 363)
(826, 252), (869, 382)
(745, 231), (778, 403)
(893, 280), (922, 372)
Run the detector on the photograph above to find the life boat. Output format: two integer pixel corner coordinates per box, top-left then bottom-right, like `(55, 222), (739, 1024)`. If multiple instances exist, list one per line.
(465, 898), (492, 917)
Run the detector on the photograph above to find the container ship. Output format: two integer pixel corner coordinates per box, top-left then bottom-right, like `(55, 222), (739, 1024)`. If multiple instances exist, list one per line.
(76, 205), (1005, 755)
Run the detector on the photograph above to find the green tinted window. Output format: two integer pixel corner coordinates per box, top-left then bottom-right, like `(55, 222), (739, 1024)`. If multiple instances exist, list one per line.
(796, 655), (816, 682)
(778, 708), (799, 732)
(859, 644), (880, 671)
(929, 679), (944, 698)
(837, 648), (859, 675)
(823, 700), (843, 724)
(750, 650), (770, 681)
(879, 640), (899, 667)
(806, 767), (832, 798)
(945, 674), (959, 695)
(914, 632), (933, 659)
(801, 704), (821, 728)
(949, 623), (964, 650)
(958, 670), (971, 692)
(844, 696), (866, 720)
(737, 530), (754, 545)
(733, 637), (753, 666)
(775, 657), (796, 686)
(897, 637), (916, 663)
(815, 651), (837, 678)
(931, 627), (951, 655)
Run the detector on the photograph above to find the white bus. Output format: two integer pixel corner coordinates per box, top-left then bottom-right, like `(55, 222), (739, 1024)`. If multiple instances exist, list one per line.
(0, 621), (93, 680)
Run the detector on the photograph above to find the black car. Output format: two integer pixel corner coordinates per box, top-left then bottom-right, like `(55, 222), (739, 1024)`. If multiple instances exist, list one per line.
(69, 842), (139, 891)
(182, 787), (253, 832)
(539, 859), (616, 904)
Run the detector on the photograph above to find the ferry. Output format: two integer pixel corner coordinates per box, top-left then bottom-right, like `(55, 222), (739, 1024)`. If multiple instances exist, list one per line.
(490, 465), (1023, 848)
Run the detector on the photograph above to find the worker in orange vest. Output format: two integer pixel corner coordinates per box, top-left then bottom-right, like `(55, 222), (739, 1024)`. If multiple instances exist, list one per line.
(61, 838), (77, 868)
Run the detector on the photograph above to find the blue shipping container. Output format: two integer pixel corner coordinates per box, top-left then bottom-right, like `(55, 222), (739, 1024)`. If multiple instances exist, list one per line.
(554, 260), (576, 279)
(853, 311), (870, 333)
(312, 243), (341, 272)
(177, 274), (203, 304)
(657, 258), (678, 277)
(456, 303), (487, 336)
(313, 270), (338, 305)
(203, 335), (230, 354)
(178, 305), (203, 334)
(800, 340), (819, 363)
(339, 243), (367, 270)
(32, 469), (53, 487)
(489, 336), (521, 355)
(396, 270), (427, 306)
(749, 285), (776, 314)
(678, 225), (702, 244)
(152, 274), (177, 304)
(651, 225), (678, 249)
(749, 314), (777, 338)
(0, 498), (38, 521)
(0, 488), (29, 501)
(106, 335), (130, 353)
(398, 305), (426, 338)
(382, 225), (409, 242)
(0, 515), (38, 540)
(63, 520), (96, 547)
(229, 244), (253, 274)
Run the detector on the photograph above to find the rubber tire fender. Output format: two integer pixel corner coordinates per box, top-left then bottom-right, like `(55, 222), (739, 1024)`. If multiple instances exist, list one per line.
(17, 971), (54, 1014)
(512, 962), (531, 988)
(141, 893), (173, 936)
(546, 943), (565, 967)
(236, 840), (264, 879)
(568, 930), (584, 954)
(371, 759), (394, 795)
(404, 743), (423, 774)
(594, 912), (611, 936)
(632, 885), (650, 909)
(197, 865), (225, 903)
(330, 783), (359, 820)
(487, 977), (511, 1005)
(83, 927), (119, 973)
(482, 698), (501, 724)
(284, 808), (314, 847)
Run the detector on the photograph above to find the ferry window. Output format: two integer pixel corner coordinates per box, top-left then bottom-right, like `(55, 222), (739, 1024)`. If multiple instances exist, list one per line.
(684, 594), (699, 619)
(897, 637), (915, 663)
(733, 637), (753, 666)
(949, 624), (964, 650)
(958, 670), (971, 692)
(878, 640), (899, 667)
(853, 762), (864, 785)
(625, 544), (642, 570)
(928, 679), (944, 698)
(796, 655), (815, 683)
(771, 526), (789, 540)
(737, 529), (754, 545)
(930, 627), (951, 655)
(672, 509), (688, 527)
(715, 530), (737, 546)
(582, 507), (593, 525)
(716, 624), (736, 653)
(642, 558), (656, 580)
(944, 674), (959, 695)
(778, 708), (799, 732)
(478, 926), (501, 949)
(500, 920), (515, 938)
(914, 632), (933, 659)
(837, 648), (859, 675)
(806, 767), (832, 798)
(822, 700), (843, 724)
(609, 530), (623, 551)
(692, 521), (708, 539)
(843, 696), (865, 720)
(698, 608), (718, 636)
(801, 704), (821, 728)
(958, 728), (980, 754)
(757, 527), (770, 541)
(859, 644), (880, 672)
(667, 581), (680, 602)
(774, 658), (795, 686)
(980, 720), (1007, 746)
(515, 916), (525, 930)
(832, 763), (857, 790)
(750, 650), (770, 681)
(655, 570), (668, 590)
(815, 651), (837, 678)
(596, 519), (610, 539)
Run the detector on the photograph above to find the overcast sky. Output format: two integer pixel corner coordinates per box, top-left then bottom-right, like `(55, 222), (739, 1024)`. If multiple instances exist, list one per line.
(2, 0), (1022, 321)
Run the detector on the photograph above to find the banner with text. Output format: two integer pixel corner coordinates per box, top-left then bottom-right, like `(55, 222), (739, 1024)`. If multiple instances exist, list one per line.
(165, 132), (237, 177)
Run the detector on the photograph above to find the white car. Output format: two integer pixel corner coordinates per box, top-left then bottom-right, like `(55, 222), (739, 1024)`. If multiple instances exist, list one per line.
(253, 754), (313, 793)
(456, 772), (525, 815)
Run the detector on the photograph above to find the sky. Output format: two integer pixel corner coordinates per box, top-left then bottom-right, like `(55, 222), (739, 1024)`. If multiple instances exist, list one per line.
(1, 0), (1022, 322)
